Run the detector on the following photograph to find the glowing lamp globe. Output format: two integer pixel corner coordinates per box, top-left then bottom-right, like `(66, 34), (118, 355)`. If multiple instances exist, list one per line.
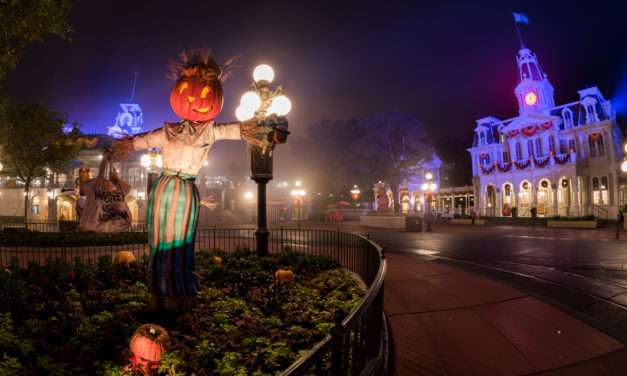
(623, 143), (627, 154)
(622, 160), (627, 173)
(140, 154), (151, 168)
(524, 92), (537, 106)
(253, 64), (274, 83)
(421, 183), (428, 191)
(235, 105), (255, 121)
(240, 91), (262, 111)
(155, 155), (163, 168)
(425, 172), (433, 180)
(267, 95), (292, 116)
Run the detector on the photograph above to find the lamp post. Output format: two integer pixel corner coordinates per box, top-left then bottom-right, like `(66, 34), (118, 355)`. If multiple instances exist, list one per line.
(290, 188), (306, 229)
(236, 64), (291, 256)
(350, 185), (361, 203)
(140, 149), (162, 196)
(422, 172), (437, 232)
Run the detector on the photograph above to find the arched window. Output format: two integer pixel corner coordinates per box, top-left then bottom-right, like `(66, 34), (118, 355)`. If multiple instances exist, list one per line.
(586, 104), (597, 124)
(561, 108), (573, 129)
(479, 131), (486, 145)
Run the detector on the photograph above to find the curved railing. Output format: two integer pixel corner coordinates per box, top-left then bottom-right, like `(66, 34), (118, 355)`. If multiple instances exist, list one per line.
(0, 226), (388, 375)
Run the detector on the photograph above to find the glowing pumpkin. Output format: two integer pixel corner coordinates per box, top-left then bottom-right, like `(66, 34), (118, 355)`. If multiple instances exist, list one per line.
(169, 77), (223, 122)
(130, 324), (170, 373)
(275, 269), (295, 283)
(213, 256), (222, 267)
(113, 251), (136, 265)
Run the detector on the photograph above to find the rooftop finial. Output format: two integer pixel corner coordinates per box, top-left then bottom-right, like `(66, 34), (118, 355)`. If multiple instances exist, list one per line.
(130, 71), (138, 102)
(512, 12), (529, 49)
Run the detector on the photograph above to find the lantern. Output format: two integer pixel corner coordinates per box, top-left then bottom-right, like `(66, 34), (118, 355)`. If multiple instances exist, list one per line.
(524, 92), (537, 106)
(213, 256), (223, 267)
(169, 77), (224, 122)
(130, 324), (170, 373)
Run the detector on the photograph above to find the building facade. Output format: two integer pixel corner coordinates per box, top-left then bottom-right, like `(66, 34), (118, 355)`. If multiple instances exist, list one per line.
(468, 45), (623, 219)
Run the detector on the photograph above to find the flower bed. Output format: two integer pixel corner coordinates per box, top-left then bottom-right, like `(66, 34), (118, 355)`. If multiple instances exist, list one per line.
(0, 250), (364, 375)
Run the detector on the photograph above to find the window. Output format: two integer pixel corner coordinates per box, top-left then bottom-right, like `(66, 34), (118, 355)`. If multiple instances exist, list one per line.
(479, 131), (486, 145)
(592, 176), (609, 205)
(502, 151), (510, 163)
(535, 138), (543, 157)
(562, 109), (573, 129)
(549, 136), (556, 154)
(514, 142), (522, 160)
(586, 104), (596, 124)
(527, 139), (534, 158)
(589, 133), (604, 157)
(568, 139), (576, 153)
(559, 140), (567, 154)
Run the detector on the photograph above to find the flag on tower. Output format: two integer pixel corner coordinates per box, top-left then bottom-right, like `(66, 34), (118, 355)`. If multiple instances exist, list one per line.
(513, 12), (529, 24)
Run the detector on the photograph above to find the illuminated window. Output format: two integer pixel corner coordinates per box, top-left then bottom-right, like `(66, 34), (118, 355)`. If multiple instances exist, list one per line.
(592, 176), (609, 205)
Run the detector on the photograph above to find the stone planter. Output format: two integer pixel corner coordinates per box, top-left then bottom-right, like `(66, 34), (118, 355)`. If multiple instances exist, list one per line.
(451, 218), (486, 225)
(546, 220), (598, 229)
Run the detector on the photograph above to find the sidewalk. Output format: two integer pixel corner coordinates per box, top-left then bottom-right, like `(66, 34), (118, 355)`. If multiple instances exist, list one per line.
(385, 252), (627, 375)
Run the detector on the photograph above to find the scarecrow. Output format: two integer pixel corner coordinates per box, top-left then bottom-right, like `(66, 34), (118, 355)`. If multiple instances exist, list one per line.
(113, 50), (287, 311)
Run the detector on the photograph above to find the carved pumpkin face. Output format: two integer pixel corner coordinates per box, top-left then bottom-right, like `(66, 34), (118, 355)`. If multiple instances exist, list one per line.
(169, 77), (223, 121)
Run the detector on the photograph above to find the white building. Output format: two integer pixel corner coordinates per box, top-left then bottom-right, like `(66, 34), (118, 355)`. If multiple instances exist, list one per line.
(468, 45), (623, 219)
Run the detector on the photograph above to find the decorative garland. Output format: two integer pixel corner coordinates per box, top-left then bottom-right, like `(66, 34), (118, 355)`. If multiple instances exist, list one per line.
(479, 153), (489, 160)
(480, 164), (495, 175)
(533, 155), (550, 168)
(522, 125), (538, 137)
(589, 133), (601, 141)
(496, 161), (512, 172)
(541, 121), (553, 130)
(507, 129), (520, 138)
(554, 153), (571, 165)
(514, 159), (531, 170)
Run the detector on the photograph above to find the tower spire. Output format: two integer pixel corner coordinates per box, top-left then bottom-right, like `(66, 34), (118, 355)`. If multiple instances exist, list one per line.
(130, 71), (139, 102)
(512, 12), (529, 49)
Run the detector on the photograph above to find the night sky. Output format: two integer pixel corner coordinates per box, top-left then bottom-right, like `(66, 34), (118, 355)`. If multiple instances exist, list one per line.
(6, 0), (627, 180)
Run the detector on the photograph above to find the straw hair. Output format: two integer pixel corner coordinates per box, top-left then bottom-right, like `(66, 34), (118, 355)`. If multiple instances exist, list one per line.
(167, 48), (237, 82)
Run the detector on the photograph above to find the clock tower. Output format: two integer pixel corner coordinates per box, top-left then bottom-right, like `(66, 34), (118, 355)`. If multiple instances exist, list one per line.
(514, 47), (555, 115)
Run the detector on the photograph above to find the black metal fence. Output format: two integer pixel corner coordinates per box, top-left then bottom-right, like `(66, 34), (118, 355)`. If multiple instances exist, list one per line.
(0, 227), (387, 375)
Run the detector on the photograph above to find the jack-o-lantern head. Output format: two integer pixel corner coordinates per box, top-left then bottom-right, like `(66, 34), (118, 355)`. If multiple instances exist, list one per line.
(169, 77), (223, 121)
(168, 49), (234, 122)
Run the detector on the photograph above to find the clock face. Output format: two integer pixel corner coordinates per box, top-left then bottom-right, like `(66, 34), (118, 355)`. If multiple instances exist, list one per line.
(524, 92), (538, 106)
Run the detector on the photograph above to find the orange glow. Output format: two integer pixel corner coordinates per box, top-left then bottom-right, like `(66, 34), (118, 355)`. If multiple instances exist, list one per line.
(524, 92), (537, 106)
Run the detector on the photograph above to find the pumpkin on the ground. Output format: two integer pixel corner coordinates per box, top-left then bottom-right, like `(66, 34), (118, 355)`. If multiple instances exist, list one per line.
(275, 269), (295, 283)
(113, 251), (136, 265)
(130, 324), (170, 373)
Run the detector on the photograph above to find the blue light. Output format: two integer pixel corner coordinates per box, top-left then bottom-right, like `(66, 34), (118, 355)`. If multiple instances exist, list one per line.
(612, 72), (627, 115)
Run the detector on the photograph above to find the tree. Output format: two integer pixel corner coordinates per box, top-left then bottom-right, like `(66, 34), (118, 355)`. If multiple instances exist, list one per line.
(0, 0), (74, 80)
(352, 113), (433, 211)
(293, 112), (433, 210)
(0, 101), (81, 226)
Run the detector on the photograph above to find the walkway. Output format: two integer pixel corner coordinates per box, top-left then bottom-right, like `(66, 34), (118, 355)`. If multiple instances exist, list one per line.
(385, 252), (627, 375)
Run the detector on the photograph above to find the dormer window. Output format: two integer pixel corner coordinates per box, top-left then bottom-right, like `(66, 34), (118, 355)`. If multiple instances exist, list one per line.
(585, 103), (598, 124)
(479, 131), (486, 145)
(561, 108), (573, 129)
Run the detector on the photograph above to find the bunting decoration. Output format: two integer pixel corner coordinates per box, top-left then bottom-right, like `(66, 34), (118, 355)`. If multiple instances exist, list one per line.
(533, 155), (550, 168)
(480, 164), (496, 175)
(496, 161), (512, 172)
(514, 159), (531, 170)
(507, 129), (520, 138)
(554, 153), (571, 165)
(522, 125), (538, 137)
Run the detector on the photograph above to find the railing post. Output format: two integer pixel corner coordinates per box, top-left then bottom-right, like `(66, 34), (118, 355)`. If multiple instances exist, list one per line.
(330, 309), (345, 375)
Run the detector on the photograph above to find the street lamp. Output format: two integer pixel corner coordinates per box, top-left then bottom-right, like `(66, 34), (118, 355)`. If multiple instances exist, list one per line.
(140, 149), (162, 195)
(290, 188), (306, 229)
(235, 64), (291, 256)
(350, 185), (361, 201)
(423, 172), (437, 232)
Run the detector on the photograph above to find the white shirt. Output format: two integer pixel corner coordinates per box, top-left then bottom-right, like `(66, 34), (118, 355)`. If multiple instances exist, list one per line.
(132, 121), (241, 176)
